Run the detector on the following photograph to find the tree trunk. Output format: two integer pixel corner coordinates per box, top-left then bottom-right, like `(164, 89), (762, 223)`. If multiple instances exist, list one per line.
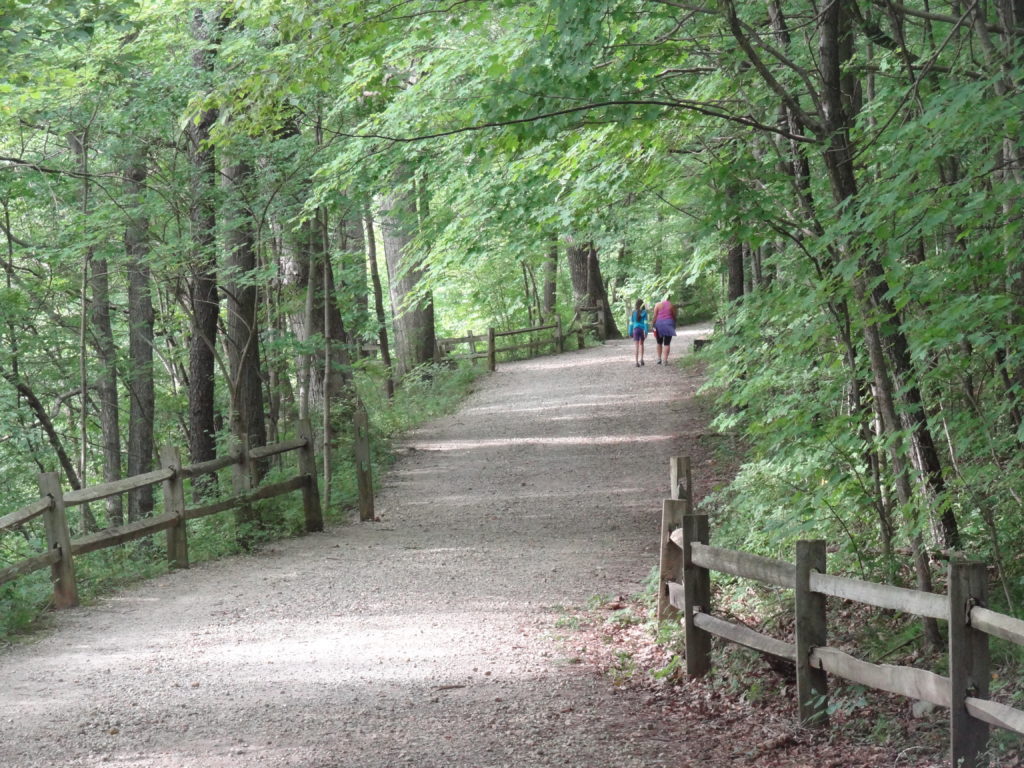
(186, 8), (220, 490)
(726, 241), (745, 303)
(543, 236), (557, 318)
(364, 214), (394, 397)
(125, 157), (154, 522)
(817, 1), (946, 645)
(566, 240), (620, 338)
(378, 172), (435, 380)
(68, 129), (121, 528)
(222, 159), (268, 461)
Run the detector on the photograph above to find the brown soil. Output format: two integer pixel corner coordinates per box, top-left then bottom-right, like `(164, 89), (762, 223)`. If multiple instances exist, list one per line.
(0, 327), (951, 767)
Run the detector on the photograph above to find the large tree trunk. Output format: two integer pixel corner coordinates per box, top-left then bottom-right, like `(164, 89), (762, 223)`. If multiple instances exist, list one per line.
(222, 159), (268, 459)
(566, 240), (620, 339)
(125, 157), (154, 522)
(186, 8), (220, 487)
(378, 172), (435, 379)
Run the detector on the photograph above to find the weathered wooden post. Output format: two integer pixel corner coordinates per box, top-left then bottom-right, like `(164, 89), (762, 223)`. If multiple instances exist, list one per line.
(596, 299), (607, 341)
(160, 445), (189, 569)
(658, 498), (685, 622)
(352, 407), (375, 522)
(467, 330), (478, 366)
(670, 456), (690, 501)
(230, 429), (258, 547)
(296, 418), (323, 532)
(949, 559), (990, 768)
(37, 472), (78, 609)
(487, 327), (496, 372)
(659, 456), (692, 620)
(555, 316), (564, 353)
(681, 503), (712, 676)
(795, 540), (828, 726)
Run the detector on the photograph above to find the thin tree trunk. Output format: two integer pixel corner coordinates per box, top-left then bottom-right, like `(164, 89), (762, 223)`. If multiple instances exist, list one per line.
(364, 214), (394, 398)
(543, 236), (557, 318)
(69, 130), (106, 531)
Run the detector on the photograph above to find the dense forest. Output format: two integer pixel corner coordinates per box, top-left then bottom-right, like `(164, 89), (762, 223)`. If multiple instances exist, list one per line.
(1, 0), (1023, 643)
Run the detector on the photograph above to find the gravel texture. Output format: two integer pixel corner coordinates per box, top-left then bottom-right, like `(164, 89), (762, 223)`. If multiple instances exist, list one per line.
(0, 328), (715, 768)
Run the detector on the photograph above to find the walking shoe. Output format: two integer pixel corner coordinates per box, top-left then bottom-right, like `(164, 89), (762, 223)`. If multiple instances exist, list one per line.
(636, 362), (640, 367)
(640, 360), (644, 366)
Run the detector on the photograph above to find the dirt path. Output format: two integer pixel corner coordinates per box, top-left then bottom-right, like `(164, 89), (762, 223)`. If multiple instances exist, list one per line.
(0, 327), (717, 768)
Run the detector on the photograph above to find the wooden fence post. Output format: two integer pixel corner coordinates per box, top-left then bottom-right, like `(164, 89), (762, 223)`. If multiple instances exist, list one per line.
(231, 431), (258, 547)
(596, 299), (607, 341)
(353, 407), (375, 522)
(296, 418), (323, 532)
(659, 456), (692, 620)
(949, 559), (990, 768)
(670, 456), (690, 501)
(487, 327), (496, 372)
(468, 330), (478, 366)
(37, 472), (78, 609)
(681, 506), (712, 676)
(658, 498), (686, 622)
(160, 446), (189, 569)
(555, 316), (564, 353)
(795, 540), (828, 726)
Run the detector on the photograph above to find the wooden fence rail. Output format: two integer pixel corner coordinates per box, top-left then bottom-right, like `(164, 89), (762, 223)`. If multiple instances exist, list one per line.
(0, 419), (322, 610)
(433, 317), (570, 373)
(658, 456), (1024, 768)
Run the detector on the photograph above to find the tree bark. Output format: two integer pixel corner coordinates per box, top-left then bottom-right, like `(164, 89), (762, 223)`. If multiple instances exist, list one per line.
(566, 239), (620, 338)
(543, 236), (557, 318)
(222, 159), (268, 460)
(726, 241), (744, 303)
(186, 8), (220, 489)
(378, 171), (435, 379)
(125, 157), (154, 522)
(364, 214), (394, 397)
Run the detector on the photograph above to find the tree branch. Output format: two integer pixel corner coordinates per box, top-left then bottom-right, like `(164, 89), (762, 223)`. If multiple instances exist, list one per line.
(328, 99), (817, 145)
(721, 0), (824, 135)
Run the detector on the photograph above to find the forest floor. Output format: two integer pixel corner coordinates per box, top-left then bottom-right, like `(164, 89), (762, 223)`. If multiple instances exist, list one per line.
(0, 326), (951, 768)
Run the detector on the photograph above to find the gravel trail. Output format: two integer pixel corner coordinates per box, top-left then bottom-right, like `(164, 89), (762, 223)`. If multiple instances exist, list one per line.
(0, 327), (714, 768)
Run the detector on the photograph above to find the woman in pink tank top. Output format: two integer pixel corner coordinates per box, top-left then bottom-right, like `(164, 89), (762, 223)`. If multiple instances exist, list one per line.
(652, 296), (678, 365)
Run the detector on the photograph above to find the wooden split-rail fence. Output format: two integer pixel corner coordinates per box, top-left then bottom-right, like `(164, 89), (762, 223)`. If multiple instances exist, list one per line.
(356, 303), (613, 379)
(658, 456), (1024, 768)
(0, 419), (323, 611)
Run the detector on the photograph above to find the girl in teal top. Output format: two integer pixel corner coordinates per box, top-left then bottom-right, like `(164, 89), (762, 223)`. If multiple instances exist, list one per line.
(628, 299), (649, 367)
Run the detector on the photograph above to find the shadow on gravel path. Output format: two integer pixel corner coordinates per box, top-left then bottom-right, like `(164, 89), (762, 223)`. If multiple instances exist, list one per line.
(1, 328), (723, 768)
